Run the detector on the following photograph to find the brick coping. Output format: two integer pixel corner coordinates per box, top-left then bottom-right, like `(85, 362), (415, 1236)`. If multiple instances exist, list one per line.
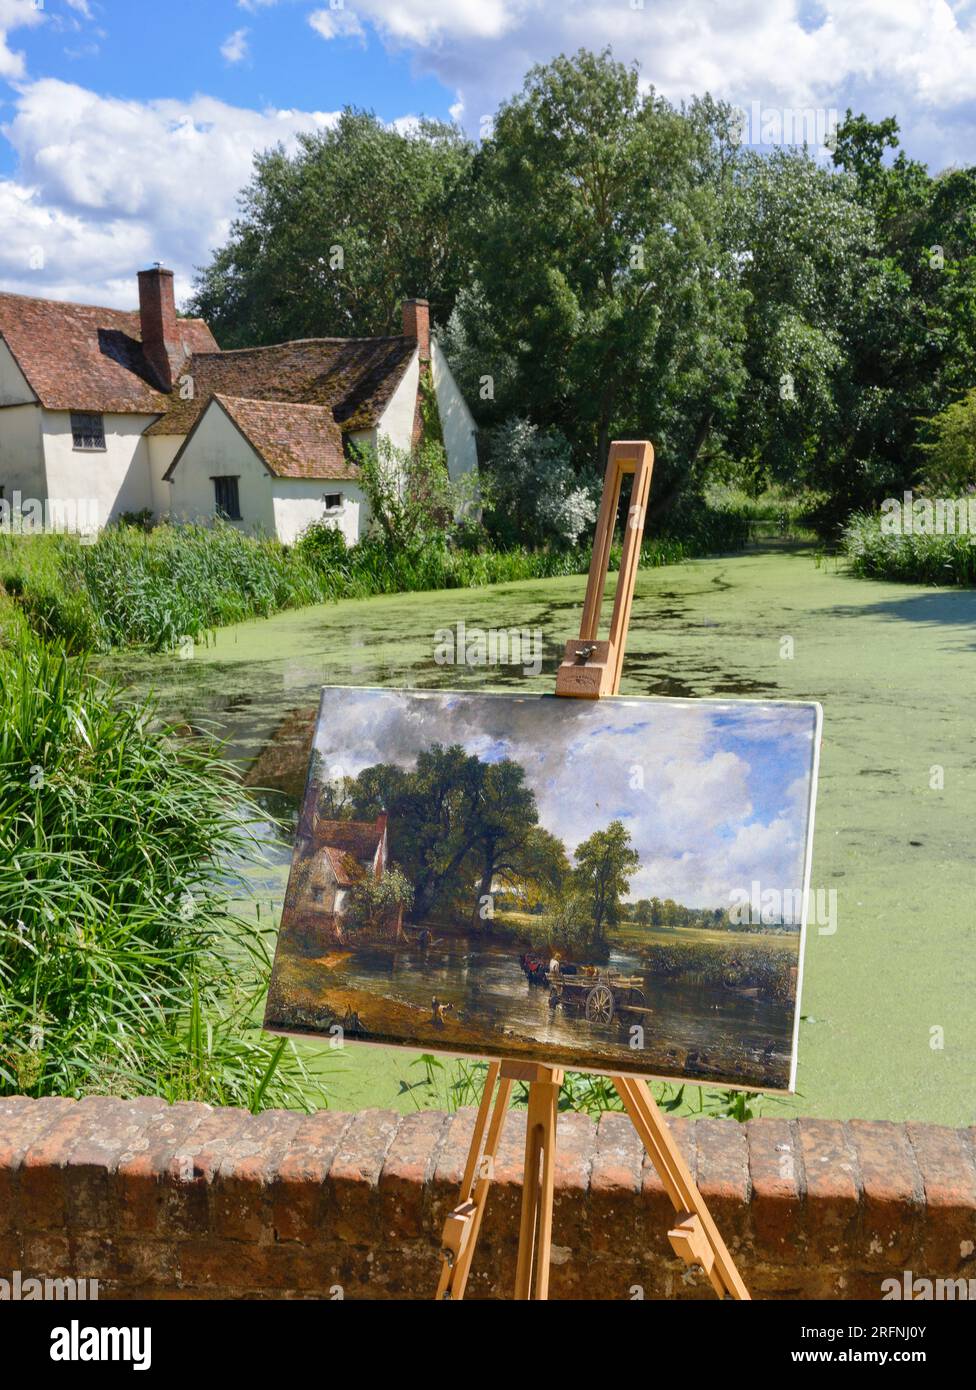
(1, 1097), (974, 1299)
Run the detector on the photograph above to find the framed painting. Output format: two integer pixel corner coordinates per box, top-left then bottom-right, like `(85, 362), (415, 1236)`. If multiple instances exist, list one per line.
(264, 686), (822, 1090)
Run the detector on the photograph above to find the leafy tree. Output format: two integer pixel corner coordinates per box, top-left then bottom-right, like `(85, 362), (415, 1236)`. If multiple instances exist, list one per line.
(345, 865), (414, 938)
(465, 760), (541, 929)
(632, 899), (653, 927)
(346, 746), (482, 920)
(918, 388), (976, 493)
(510, 827), (571, 911)
(192, 110), (474, 345)
(479, 418), (598, 549)
(573, 819), (640, 944)
(354, 436), (458, 549)
(724, 148), (869, 497)
(455, 49), (748, 507)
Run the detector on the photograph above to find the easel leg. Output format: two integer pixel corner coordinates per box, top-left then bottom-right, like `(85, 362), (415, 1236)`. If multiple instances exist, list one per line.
(613, 1075), (750, 1300)
(513, 1072), (560, 1300)
(435, 1061), (513, 1300)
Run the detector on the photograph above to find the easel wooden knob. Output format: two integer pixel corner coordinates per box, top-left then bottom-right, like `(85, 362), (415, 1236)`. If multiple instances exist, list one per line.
(436, 440), (750, 1302)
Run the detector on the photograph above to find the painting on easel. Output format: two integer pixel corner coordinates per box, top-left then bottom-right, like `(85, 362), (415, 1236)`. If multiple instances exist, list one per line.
(264, 686), (822, 1090)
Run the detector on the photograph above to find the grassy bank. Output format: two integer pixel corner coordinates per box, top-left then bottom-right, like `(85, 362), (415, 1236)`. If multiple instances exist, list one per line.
(842, 511), (976, 585)
(0, 629), (320, 1108)
(0, 504), (749, 653)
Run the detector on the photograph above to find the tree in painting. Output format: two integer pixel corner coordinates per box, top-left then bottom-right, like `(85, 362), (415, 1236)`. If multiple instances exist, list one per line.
(573, 820), (640, 948)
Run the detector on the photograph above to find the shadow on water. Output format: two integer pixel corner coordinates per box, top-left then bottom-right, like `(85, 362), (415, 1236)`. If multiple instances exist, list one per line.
(823, 589), (976, 645)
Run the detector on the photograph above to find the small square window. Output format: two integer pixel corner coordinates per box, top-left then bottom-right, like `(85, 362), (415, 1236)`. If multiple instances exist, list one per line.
(324, 493), (343, 512)
(212, 476), (241, 521)
(71, 412), (106, 450)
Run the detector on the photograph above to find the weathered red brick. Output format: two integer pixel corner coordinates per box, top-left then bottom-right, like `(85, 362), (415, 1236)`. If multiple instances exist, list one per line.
(589, 1111), (644, 1257)
(158, 1105), (251, 1237)
(327, 1109), (399, 1244)
(115, 1101), (212, 1236)
(850, 1119), (922, 1267)
(211, 1108), (304, 1241)
(379, 1110), (450, 1238)
(747, 1118), (802, 1255)
(63, 1096), (166, 1234)
(797, 1118), (859, 1257)
(0, 1095), (76, 1233)
(3, 1096), (976, 1300)
(18, 1098), (109, 1231)
(271, 1108), (352, 1244)
(906, 1122), (976, 1270)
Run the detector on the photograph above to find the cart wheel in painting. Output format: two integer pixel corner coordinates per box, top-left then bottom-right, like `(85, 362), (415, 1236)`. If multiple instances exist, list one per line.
(628, 988), (646, 1008)
(585, 984), (615, 1024)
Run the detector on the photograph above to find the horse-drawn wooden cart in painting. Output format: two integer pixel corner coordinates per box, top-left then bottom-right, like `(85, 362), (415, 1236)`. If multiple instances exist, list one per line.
(550, 967), (649, 1025)
(519, 954), (650, 1026)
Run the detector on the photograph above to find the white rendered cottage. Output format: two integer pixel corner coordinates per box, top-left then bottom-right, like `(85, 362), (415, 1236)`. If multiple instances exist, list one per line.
(0, 266), (477, 542)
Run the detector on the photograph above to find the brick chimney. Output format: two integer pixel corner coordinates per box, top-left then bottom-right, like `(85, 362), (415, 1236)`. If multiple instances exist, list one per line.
(401, 298), (430, 362)
(138, 264), (182, 392)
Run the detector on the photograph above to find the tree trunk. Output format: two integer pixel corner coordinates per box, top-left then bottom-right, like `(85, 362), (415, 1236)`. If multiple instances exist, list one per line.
(473, 861), (494, 932)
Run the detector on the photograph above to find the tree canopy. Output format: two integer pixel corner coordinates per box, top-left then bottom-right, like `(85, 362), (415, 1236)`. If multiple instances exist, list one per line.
(193, 52), (976, 532)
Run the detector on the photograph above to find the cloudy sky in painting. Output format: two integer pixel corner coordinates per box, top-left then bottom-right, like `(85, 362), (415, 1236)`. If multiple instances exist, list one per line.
(312, 687), (821, 911)
(0, 1), (972, 305)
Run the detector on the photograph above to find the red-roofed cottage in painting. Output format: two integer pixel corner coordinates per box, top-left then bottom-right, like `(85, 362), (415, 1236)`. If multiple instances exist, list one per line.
(290, 812), (396, 946)
(0, 266), (477, 541)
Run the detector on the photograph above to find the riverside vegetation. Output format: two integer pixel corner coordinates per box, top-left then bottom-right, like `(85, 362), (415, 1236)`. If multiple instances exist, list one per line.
(0, 483), (750, 1117)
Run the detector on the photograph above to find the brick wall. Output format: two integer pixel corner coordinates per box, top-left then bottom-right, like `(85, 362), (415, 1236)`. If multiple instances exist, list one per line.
(1, 1096), (974, 1300)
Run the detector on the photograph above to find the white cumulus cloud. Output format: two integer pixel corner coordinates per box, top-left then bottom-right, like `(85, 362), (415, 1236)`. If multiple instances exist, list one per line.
(0, 0), (46, 80)
(309, 8), (366, 42)
(220, 28), (250, 65)
(0, 80), (341, 305)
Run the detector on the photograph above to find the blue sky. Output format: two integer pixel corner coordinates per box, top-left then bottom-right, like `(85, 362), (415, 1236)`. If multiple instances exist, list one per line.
(312, 688), (821, 909)
(1, 0), (974, 307)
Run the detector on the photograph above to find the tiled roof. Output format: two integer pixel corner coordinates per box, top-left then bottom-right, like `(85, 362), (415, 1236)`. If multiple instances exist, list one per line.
(313, 818), (385, 866)
(324, 846), (365, 889)
(206, 395), (355, 481)
(145, 335), (416, 438)
(0, 291), (217, 414)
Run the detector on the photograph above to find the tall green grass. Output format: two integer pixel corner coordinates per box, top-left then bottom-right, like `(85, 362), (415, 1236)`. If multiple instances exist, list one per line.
(842, 511), (976, 586)
(0, 505), (750, 653)
(0, 633), (320, 1107)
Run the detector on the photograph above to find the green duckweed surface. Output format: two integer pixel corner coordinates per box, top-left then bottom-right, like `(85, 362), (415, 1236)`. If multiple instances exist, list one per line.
(104, 544), (976, 1125)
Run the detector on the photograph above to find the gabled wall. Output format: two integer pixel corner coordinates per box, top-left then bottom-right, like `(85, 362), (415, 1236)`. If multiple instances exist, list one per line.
(167, 403), (275, 533)
(431, 339), (478, 481)
(0, 403), (45, 503)
(0, 338), (36, 407)
(376, 350), (421, 456)
(147, 435), (182, 517)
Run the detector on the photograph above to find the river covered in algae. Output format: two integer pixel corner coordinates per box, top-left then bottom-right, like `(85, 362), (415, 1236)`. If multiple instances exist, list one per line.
(103, 544), (976, 1125)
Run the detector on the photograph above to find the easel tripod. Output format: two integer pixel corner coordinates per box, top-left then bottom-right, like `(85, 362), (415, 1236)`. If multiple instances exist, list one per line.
(436, 440), (750, 1302)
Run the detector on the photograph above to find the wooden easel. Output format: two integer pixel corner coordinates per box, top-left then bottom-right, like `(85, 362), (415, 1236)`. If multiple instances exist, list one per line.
(435, 441), (750, 1302)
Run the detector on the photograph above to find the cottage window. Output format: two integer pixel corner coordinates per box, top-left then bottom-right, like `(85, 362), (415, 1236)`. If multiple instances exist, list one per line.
(71, 412), (106, 450)
(324, 492), (343, 511)
(212, 476), (241, 521)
